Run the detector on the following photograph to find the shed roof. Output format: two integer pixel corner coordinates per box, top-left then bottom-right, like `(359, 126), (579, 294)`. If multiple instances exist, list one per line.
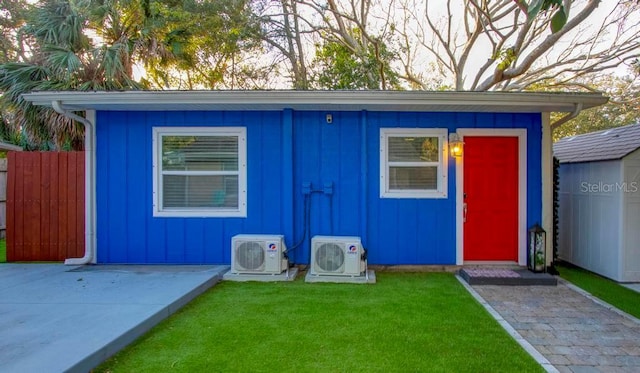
(21, 90), (607, 113)
(554, 123), (640, 164)
(0, 141), (23, 151)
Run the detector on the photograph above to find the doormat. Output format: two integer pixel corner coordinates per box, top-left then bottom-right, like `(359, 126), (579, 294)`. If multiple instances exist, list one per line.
(459, 268), (557, 286)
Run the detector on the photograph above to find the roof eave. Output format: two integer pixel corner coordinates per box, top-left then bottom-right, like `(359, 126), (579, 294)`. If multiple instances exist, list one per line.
(21, 90), (609, 113)
(557, 157), (622, 164)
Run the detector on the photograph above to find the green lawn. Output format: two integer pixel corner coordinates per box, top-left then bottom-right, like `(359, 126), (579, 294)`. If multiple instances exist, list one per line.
(0, 239), (5, 263)
(97, 273), (543, 373)
(558, 263), (640, 319)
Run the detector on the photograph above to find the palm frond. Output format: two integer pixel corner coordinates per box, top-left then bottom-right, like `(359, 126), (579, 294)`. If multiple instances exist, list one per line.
(25, 0), (91, 52)
(43, 45), (83, 78)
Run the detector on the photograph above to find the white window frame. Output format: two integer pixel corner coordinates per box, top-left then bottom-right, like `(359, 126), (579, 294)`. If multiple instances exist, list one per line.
(380, 128), (448, 199)
(152, 127), (247, 217)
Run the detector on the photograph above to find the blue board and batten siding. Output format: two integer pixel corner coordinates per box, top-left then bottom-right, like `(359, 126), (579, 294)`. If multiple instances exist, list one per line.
(96, 110), (542, 265)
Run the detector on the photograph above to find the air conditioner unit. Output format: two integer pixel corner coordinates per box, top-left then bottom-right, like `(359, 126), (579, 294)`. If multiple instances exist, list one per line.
(310, 236), (366, 276)
(231, 234), (288, 275)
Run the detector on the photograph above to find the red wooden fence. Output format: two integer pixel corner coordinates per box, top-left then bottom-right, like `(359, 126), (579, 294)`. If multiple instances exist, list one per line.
(7, 152), (85, 261)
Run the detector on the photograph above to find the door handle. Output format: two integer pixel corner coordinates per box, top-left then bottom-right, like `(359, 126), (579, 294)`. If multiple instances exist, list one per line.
(463, 202), (468, 223)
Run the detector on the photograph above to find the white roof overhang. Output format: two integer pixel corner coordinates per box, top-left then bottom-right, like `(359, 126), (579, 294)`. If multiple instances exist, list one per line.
(21, 90), (608, 113)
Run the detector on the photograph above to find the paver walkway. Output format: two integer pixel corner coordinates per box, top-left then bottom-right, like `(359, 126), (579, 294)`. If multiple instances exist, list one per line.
(471, 281), (640, 373)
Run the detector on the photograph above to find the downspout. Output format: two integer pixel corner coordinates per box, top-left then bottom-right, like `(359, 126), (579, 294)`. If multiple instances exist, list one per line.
(550, 103), (583, 131)
(360, 111), (369, 281)
(52, 101), (95, 265)
(359, 110), (368, 250)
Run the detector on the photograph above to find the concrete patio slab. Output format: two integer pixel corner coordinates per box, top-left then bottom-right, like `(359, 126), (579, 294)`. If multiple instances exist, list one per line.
(304, 269), (376, 284)
(0, 263), (228, 373)
(623, 283), (640, 293)
(223, 267), (299, 282)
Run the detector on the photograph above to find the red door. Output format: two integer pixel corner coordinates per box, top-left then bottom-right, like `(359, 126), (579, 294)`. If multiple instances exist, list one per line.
(463, 136), (519, 261)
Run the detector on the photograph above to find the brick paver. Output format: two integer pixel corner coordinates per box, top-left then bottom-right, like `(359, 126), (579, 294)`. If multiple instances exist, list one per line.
(472, 282), (640, 373)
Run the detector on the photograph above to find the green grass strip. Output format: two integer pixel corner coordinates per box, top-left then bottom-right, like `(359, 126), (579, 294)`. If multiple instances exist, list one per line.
(97, 272), (543, 373)
(558, 263), (640, 319)
(0, 239), (5, 263)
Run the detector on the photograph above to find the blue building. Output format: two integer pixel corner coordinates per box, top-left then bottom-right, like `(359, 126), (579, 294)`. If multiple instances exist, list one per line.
(23, 91), (607, 267)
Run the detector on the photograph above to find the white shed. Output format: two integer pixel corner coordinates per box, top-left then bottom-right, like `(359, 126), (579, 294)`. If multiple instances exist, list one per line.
(554, 124), (640, 282)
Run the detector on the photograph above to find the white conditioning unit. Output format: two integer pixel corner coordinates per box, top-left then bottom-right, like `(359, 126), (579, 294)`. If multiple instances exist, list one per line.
(310, 236), (366, 276)
(231, 234), (288, 275)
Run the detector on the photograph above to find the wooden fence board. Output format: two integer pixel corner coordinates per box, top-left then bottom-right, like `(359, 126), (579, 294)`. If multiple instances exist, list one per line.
(7, 152), (17, 261)
(58, 153), (68, 260)
(41, 153), (52, 259)
(75, 153), (85, 258)
(25, 153), (41, 260)
(7, 152), (85, 261)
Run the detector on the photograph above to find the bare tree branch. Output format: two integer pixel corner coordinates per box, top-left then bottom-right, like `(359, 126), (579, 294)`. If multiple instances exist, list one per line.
(476, 0), (600, 90)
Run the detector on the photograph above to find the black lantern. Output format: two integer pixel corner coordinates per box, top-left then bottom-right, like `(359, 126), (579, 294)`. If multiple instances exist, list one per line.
(528, 224), (546, 273)
(449, 133), (464, 158)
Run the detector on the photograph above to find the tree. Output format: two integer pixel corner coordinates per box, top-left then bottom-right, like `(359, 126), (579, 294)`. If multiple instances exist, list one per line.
(0, 0), (30, 64)
(135, 0), (266, 89)
(252, 0), (639, 91)
(516, 0), (570, 33)
(553, 71), (640, 140)
(255, 0), (401, 89)
(0, 0), (268, 149)
(0, 0), (143, 150)
(314, 0), (398, 89)
(312, 35), (400, 89)
(254, 0), (312, 89)
(392, 0), (640, 91)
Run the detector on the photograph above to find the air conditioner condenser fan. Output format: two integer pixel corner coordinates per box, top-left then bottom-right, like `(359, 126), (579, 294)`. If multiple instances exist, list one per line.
(315, 243), (345, 272)
(236, 241), (265, 270)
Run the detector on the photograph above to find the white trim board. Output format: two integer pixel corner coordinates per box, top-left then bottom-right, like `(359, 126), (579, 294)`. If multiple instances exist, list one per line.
(86, 110), (97, 264)
(23, 90), (608, 113)
(455, 129), (528, 266)
(541, 113), (553, 268)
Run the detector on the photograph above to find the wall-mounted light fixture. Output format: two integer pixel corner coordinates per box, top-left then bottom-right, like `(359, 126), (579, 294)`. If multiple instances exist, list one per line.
(449, 132), (464, 158)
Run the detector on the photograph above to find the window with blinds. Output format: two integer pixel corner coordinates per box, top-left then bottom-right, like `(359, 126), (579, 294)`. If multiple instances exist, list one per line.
(153, 127), (247, 217)
(380, 128), (448, 198)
